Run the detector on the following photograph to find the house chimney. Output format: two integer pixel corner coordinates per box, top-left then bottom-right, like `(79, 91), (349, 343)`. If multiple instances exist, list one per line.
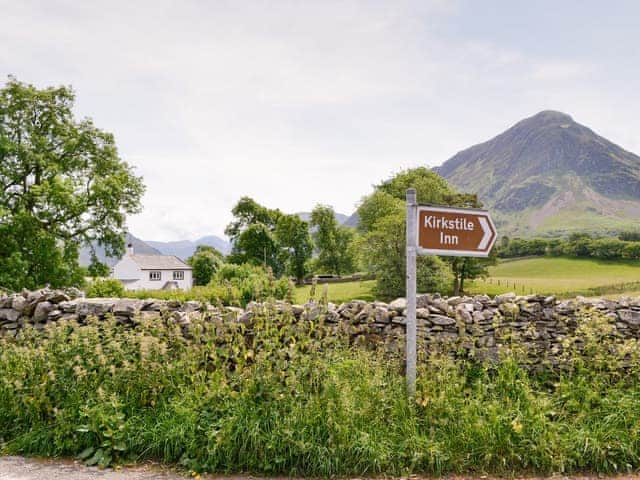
(127, 243), (134, 256)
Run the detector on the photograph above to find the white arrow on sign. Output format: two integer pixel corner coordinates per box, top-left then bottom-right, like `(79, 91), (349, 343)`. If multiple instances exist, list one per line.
(478, 217), (492, 250)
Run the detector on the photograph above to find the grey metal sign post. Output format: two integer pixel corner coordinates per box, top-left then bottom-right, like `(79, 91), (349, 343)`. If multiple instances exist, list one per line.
(405, 189), (497, 395)
(405, 189), (417, 396)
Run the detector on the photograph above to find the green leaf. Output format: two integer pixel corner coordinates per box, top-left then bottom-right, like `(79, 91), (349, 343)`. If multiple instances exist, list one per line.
(76, 447), (95, 460)
(112, 442), (127, 452)
(85, 448), (104, 466)
(98, 453), (112, 468)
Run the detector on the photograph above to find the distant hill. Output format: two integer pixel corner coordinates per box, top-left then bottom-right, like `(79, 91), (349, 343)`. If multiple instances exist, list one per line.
(146, 236), (231, 260)
(296, 211), (350, 224)
(79, 233), (230, 267)
(343, 211), (360, 228)
(435, 110), (640, 236)
(79, 233), (161, 267)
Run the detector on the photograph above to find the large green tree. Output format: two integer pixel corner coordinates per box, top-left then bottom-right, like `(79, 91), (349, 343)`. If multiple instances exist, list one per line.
(274, 214), (313, 284)
(225, 196), (280, 242)
(309, 205), (356, 276)
(357, 213), (452, 299)
(225, 197), (312, 280)
(225, 197), (283, 274)
(230, 223), (282, 275)
(0, 78), (144, 290)
(356, 167), (490, 297)
(187, 245), (224, 286)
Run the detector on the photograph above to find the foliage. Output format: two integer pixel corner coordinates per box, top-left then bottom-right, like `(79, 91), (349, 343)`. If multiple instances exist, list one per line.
(619, 230), (640, 242)
(497, 237), (550, 257)
(224, 196), (280, 241)
(225, 197), (313, 280)
(228, 222), (282, 275)
(375, 167), (458, 204)
(0, 77), (144, 291)
(309, 205), (356, 275)
(356, 168), (483, 296)
(497, 233), (640, 261)
(0, 215), (85, 290)
(225, 197), (282, 274)
(3, 309), (640, 475)
(213, 263), (291, 306)
(123, 264), (291, 307)
(87, 259), (110, 278)
(447, 251), (497, 296)
(355, 190), (403, 233)
(187, 245), (224, 286)
(274, 214), (313, 284)
(86, 278), (125, 298)
(357, 214), (452, 299)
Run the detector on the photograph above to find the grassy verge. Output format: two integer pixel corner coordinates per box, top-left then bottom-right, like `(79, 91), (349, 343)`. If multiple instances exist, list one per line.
(2, 310), (640, 475)
(293, 280), (376, 304)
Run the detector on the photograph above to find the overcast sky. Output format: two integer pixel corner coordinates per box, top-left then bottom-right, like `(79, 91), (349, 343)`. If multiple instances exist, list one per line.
(2, 0), (639, 241)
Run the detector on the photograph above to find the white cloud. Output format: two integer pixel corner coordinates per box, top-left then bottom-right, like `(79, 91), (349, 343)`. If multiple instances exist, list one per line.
(1, 0), (637, 241)
(531, 62), (597, 82)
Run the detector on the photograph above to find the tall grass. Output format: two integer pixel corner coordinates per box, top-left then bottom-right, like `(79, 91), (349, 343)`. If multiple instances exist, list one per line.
(1, 307), (640, 475)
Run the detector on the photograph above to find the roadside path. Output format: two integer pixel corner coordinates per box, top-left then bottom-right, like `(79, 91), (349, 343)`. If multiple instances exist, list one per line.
(0, 456), (196, 480)
(3, 455), (640, 480)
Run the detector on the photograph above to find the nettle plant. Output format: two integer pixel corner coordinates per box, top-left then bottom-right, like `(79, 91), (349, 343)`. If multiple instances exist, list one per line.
(2, 306), (640, 475)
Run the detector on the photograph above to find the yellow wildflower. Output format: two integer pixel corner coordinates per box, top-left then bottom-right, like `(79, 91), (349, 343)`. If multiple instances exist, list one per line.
(511, 418), (523, 433)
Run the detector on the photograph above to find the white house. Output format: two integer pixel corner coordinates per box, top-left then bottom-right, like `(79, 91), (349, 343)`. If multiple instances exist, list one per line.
(111, 245), (193, 291)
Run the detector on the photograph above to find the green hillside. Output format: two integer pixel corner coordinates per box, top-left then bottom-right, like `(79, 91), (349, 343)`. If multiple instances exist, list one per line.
(436, 111), (640, 237)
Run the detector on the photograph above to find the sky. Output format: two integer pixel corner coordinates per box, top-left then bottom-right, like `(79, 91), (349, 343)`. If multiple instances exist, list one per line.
(2, 0), (639, 241)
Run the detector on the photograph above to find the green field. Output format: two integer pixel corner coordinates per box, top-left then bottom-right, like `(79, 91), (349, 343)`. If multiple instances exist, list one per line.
(469, 257), (640, 297)
(294, 257), (640, 303)
(294, 280), (376, 304)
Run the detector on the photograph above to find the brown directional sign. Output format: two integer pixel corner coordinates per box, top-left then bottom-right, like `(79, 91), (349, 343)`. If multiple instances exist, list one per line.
(416, 205), (497, 257)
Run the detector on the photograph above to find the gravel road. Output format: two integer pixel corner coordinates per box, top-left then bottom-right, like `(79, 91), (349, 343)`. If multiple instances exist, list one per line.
(0, 456), (193, 480)
(3, 455), (640, 480)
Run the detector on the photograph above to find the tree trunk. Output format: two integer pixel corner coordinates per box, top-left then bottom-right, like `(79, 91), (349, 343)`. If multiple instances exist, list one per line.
(452, 275), (460, 296)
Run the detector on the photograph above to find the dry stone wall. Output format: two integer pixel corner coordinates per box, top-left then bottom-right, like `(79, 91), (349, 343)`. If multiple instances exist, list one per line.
(2, 288), (640, 364)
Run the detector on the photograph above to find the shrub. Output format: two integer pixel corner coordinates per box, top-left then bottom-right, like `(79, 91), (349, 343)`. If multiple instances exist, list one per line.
(86, 278), (125, 298)
(122, 264), (292, 307)
(622, 242), (640, 260)
(212, 263), (291, 306)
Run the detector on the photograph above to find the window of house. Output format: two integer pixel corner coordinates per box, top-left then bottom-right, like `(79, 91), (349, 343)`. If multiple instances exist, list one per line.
(173, 271), (184, 281)
(149, 271), (161, 281)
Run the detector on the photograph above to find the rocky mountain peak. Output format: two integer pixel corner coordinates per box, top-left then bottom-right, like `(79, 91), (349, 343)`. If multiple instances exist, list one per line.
(436, 111), (640, 236)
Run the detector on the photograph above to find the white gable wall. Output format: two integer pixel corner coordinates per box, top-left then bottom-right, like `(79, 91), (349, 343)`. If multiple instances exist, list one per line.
(138, 268), (193, 291)
(112, 256), (193, 291)
(112, 255), (143, 290)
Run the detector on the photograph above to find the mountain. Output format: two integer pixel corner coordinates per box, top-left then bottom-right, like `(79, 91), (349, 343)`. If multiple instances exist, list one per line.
(79, 234), (231, 267)
(79, 233), (161, 267)
(296, 211), (350, 224)
(435, 111), (640, 236)
(145, 235), (231, 260)
(343, 211), (360, 228)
